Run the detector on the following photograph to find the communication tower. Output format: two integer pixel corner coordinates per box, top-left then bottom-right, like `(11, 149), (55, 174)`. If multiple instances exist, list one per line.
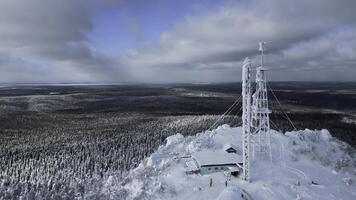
(241, 57), (252, 181)
(251, 42), (272, 160)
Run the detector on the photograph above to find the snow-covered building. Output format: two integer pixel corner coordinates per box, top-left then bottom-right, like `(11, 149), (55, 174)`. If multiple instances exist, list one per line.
(184, 160), (200, 175)
(185, 149), (243, 176)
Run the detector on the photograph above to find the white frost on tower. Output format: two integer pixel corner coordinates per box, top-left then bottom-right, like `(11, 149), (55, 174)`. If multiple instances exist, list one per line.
(241, 57), (252, 182)
(251, 42), (272, 161)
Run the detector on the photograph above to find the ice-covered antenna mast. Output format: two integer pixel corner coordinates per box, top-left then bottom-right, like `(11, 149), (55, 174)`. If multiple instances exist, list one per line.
(241, 57), (252, 181)
(251, 42), (272, 161)
(258, 42), (266, 67)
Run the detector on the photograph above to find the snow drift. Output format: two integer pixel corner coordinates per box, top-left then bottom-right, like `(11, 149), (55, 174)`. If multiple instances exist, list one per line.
(103, 125), (356, 200)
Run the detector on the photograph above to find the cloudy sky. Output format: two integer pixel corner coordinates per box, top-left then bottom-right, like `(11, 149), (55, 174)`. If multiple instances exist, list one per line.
(0, 0), (356, 83)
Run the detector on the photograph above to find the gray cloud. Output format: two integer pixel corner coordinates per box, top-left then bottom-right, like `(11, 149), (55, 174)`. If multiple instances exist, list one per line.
(0, 1), (90, 51)
(0, 0), (128, 83)
(265, 28), (356, 81)
(1, 0), (356, 83)
(124, 0), (356, 82)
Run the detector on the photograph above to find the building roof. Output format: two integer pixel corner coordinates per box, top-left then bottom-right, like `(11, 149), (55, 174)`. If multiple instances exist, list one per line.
(184, 160), (199, 172)
(192, 150), (242, 167)
(223, 143), (238, 150)
(223, 143), (242, 154)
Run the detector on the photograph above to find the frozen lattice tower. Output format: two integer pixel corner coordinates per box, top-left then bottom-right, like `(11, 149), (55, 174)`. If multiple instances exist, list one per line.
(251, 42), (272, 160)
(241, 57), (252, 181)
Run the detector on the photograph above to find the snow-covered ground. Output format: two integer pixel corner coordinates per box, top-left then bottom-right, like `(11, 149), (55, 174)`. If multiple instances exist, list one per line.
(106, 125), (356, 200)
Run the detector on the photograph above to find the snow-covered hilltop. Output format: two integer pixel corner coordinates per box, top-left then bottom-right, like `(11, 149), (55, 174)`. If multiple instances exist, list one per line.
(109, 125), (356, 200)
(99, 43), (356, 200)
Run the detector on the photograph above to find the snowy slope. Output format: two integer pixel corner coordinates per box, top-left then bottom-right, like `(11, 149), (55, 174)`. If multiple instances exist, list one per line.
(105, 125), (356, 200)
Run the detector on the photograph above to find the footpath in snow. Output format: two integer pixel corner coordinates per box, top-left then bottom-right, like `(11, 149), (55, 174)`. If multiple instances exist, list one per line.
(105, 125), (356, 200)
